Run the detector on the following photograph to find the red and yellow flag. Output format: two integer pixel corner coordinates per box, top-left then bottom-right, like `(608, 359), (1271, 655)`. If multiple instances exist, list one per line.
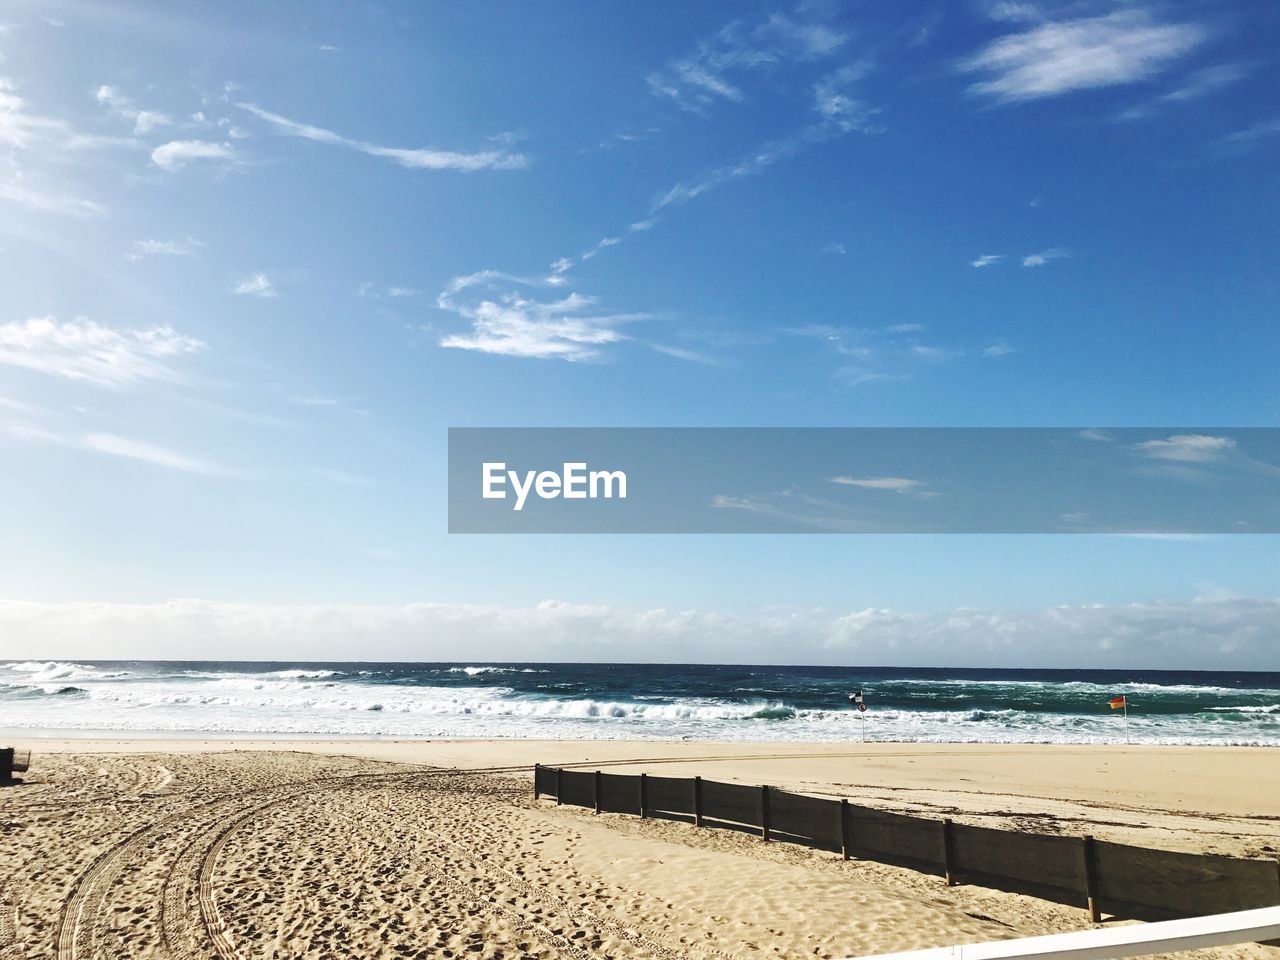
(1108, 696), (1127, 710)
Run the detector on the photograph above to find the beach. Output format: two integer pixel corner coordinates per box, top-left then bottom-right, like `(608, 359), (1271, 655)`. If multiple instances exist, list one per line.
(2, 738), (1276, 960)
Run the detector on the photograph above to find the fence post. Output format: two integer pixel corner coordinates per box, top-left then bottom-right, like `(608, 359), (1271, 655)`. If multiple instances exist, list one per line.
(840, 799), (851, 861)
(594, 770), (602, 814)
(0, 748), (12, 786)
(555, 767), (562, 806)
(1082, 834), (1101, 923)
(942, 818), (957, 886)
(639, 773), (648, 818)
(761, 785), (771, 841)
(533, 763), (541, 800)
(694, 776), (704, 827)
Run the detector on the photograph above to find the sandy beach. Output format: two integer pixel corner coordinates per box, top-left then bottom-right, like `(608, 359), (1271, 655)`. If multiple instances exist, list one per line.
(0, 738), (1275, 960)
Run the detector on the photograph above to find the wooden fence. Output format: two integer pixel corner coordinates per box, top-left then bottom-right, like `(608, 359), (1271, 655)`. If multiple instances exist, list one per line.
(533, 765), (1280, 923)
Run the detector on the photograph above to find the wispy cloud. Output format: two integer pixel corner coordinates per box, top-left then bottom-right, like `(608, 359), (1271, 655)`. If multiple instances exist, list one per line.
(233, 273), (276, 298)
(959, 10), (1205, 103)
(236, 102), (527, 172)
(0, 176), (107, 217)
(646, 12), (847, 113)
(311, 467), (375, 486)
(437, 272), (647, 362)
(971, 253), (1004, 267)
(829, 475), (933, 495)
(127, 237), (203, 260)
(821, 242), (846, 256)
(0, 316), (204, 387)
(150, 139), (235, 171)
(649, 343), (718, 365)
(983, 339), (1015, 357)
(1136, 434), (1235, 463)
(1022, 247), (1068, 267)
(1223, 118), (1280, 148)
(94, 84), (171, 134)
(82, 433), (230, 475)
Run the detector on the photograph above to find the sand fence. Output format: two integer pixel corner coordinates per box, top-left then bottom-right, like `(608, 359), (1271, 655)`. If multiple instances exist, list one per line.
(534, 765), (1280, 923)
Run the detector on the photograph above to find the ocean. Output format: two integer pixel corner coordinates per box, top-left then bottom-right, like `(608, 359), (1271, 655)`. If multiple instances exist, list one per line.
(1, 660), (1277, 745)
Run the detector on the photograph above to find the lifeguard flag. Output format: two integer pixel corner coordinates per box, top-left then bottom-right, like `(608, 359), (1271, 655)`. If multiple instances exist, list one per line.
(1109, 696), (1127, 710)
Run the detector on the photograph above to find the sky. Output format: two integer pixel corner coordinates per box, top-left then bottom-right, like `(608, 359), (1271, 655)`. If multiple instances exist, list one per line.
(0, 0), (1277, 667)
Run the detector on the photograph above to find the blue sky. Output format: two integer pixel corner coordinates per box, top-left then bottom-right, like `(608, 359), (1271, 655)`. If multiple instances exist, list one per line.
(0, 0), (1276, 666)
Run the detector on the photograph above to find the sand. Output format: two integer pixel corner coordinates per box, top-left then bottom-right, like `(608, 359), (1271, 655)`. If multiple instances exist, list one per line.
(0, 738), (1275, 960)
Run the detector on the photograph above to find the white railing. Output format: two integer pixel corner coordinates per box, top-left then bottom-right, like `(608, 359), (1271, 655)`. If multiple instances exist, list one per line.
(845, 905), (1280, 960)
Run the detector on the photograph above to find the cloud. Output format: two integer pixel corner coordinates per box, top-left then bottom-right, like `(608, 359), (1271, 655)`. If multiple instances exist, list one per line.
(236, 102), (527, 172)
(1136, 434), (1235, 463)
(812, 63), (879, 133)
(2, 421), (229, 475)
(1076, 428), (1113, 442)
(959, 10), (1205, 103)
(0, 176), (108, 217)
(127, 237), (203, 260)
(649, 343), (718, 365)
(1161, 63), (1248, 103)
(94, 84), (171, 134)
(437, 272), (647, 362)
(1022, 248), (1067, 267)
(829, 475), (930, 494)
(885, 323), (925, 334)
(0, 316), (204, 387)
(646, 12), (847, 113)
(81, 433), (230, 475)
(971, 254), (1004, 267)
(233, 273), (276, 298)
(3, 595), (1272, 668)
(311, 467), (375, 486)
(982, 339), (1014, 357)
(150, 139), (235, 170)
(821, 242), (846, 255)
(1223, 118), (1280, 147)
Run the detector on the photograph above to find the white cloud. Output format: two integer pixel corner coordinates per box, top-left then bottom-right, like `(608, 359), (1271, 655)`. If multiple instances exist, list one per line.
(311, 467), (375, 486)
(829, 475), (930, 494)
(885, 323), (925, 334)
(81, 433), (229, 475)
(959, 10), (1205, 103)
(0, 316), (204, 387)
(1136, 434), (1236, 463)
(1224, 118), (1280, 147)
(812, 63), (879, 133)
(821, 242), (846, 255)
(1076, 428), (1113, 442)
(971, 253), (1004, 267)
(1022, 247), (1068, 267)
(1, 595), (1272, 668)
(236, 102), (527, 172)
(646, 12), (847, 113)
(649, 343), (718, 365)
(94, 84), (171, 134)
(0, 176), (107, 217)
(233, 273), (276, 298)
(983, 339), (1014, 357)
(127, 237), (203, 260)
(1161, 63), (1248, 103)
(437, 271), (647, 362)
(150, 139), (234, 171)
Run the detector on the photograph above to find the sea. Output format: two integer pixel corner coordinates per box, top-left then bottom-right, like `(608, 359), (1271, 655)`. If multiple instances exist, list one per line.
(1, 661), (1277, 745)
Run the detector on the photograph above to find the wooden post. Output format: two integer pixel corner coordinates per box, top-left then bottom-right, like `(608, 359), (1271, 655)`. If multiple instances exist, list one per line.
(533, 763), (541, 800)
(555, 767), (562, 806)
(761, 785), (771, 842)
(639, 773), (648, 818)
(840, 799), (851, 861)
(0, 748), (12, 786)
(942, 818), (957, 886)
(694, 776), (704, 827)
(1082, 834), (1101, 923)
(594, 770), (602, 814)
